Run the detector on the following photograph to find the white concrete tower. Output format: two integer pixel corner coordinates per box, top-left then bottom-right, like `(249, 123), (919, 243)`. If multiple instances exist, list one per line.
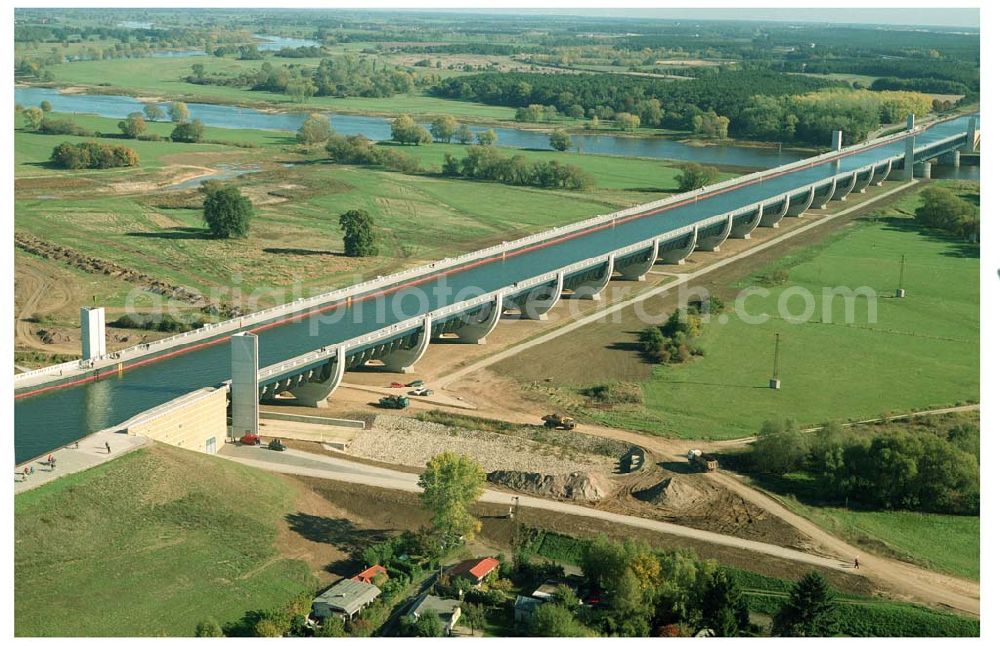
(230, 332), (259, 438)
(80, 307), (106, 360)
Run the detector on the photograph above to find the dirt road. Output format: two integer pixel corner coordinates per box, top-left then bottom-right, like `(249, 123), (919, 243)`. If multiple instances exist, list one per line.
(218, 445), (861, 574)
(14, 260), (76, 356)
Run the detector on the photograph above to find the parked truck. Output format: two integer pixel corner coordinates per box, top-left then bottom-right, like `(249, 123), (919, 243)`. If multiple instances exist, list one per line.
(687, 449), (718, 472)
(379, 394), (410, 409)
(542, 413), (577, 430)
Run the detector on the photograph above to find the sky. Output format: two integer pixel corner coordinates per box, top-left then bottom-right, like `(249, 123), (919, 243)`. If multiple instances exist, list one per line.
(456, 7), (980, 29)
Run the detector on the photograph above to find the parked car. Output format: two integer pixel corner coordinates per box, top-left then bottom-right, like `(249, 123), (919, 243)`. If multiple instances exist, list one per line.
(406, 379), (425, 388)
(410, 387), (434, 396)
(240, 433), (261, 446)
(390, 382), (406, 388)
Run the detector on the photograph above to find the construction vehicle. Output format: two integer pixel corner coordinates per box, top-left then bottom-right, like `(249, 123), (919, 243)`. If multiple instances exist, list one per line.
(268, 438), (287, 452)
(542, 413), (577, 430)
(379, 394), (410, 409)
(687, 449), (718, 472)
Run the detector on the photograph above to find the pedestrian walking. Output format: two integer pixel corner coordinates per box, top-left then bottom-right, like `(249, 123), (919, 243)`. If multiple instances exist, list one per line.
(854, 557), (860, 569)
(75, 441), (79, 449)
(105, 441), (111, 454)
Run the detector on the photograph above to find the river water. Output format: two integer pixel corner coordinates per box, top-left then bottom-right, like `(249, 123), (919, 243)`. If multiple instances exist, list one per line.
(15, 86), (807, 167)
(14, 85), (980, 177)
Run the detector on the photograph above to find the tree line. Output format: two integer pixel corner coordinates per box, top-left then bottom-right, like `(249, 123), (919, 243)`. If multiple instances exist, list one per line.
(745, 418), (979, 515)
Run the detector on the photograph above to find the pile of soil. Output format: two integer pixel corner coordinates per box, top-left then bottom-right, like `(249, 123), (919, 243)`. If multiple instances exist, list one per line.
(488, 470), (613, 502)
(36, 328), (71, 345)
(632, 477), (705, 509)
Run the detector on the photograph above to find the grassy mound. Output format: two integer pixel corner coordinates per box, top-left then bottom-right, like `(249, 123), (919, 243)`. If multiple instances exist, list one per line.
(15, 443), (314, 637)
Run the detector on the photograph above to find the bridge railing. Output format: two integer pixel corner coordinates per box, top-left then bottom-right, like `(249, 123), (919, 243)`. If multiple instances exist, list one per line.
(15, 114), (965, 391)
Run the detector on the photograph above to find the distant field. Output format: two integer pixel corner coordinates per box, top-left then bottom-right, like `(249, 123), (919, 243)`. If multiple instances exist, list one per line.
(792, 72), (882, 88)
(582, 182), (979, 438)
(43, 55), (517, 121)
(15, 113), (699, 314)
(14, 444), (315, 636)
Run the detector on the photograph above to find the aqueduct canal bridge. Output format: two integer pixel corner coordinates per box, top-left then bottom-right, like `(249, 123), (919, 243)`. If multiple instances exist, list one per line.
(14, 114), (979, 463)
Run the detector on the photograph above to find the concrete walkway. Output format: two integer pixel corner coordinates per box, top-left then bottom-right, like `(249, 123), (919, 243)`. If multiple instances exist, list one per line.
(14, 430), (148, 494)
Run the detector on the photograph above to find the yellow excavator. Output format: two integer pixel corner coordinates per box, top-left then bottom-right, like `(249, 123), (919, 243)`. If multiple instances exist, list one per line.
(542, 413), (577, 430)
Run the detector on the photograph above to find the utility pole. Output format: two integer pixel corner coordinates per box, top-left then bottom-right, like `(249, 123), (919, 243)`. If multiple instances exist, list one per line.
(510, 496), (520, 553)
(769, 333), (781, 390)
(896, 254), (906, 298)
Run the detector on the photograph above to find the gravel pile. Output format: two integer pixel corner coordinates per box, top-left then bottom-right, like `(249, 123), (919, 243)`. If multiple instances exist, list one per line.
(347, 415), (614, 475)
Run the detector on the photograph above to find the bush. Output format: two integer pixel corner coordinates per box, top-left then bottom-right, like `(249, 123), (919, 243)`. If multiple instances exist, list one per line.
(39, 117), (96, 137)
(171, 119), (205, 143)
(50, 141), (139, 169)
(194, 619), (223, 637)
(677, 162), (719, 192)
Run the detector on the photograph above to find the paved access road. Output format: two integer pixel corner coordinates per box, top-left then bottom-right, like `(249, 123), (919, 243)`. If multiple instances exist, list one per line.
(13, 116), (976, 462)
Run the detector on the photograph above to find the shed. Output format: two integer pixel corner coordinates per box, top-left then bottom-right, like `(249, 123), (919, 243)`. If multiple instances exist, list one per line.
(312, 578), (381, 620)
(408, 593), (462, 635)
(449, 557), (501, 586)
(514, 594), (544, 624)
(352, 564), (388, 585)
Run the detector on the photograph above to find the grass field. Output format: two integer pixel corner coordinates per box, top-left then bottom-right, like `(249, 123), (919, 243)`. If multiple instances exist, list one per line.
(584, 182), (979, 439)
(14, 444), (315, 637)
(43, 55), (518, 121)
(781, 496), (979, 580)
(15, 112), (702, 316)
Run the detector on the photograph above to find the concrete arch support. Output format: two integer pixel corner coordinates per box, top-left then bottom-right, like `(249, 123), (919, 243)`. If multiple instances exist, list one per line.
(453, 294), (503, 344)
(852, 166), (876, 193)
(287, 346), (346, 408)
(759, 196), (790, 228)
(874, 161), (892, 186)
(812, 180), (837, 210)
(568, 256), (614, 300)
(696, 215), (733, 252)
(507, 272), (564, 320)
(616, 240), (659, 281)
(657, 229), (698, 265)
(729, 204), (763, 239)
(831, 172), (858, 201)
(785, 187), (815, 218)
(381, 317), (432, 373)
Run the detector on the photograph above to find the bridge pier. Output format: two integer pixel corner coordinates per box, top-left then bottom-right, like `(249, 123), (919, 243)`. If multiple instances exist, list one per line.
(873, 161), (892, 186)
(286, 347), (346, 407)
(451, 294), (503, 344)
(915, 161), (932, 179)
(940, 150), (962, 168)
(812, 180), (837, 210)
(657, 229), (698, 264)
(616, 240), (658, 281)
(758, 196), (790, 228)
(785, 187), (815, 218)
(852, 166), (876, 193)
(831, 172), (858, 201)
(567, 256), (614, 300)
(230, 332), (259, 437)
(80, 306), (107, 361)
(506, 272), (564, 320)
(729, 204), (763, 239)
(696, 215), (733, 252)
(380, 317), (432, 373)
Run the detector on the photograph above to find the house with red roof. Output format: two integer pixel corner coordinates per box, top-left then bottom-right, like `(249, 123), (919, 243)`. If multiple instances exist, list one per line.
(352, 564), (388, 585)
(449, 557), (501, 587)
